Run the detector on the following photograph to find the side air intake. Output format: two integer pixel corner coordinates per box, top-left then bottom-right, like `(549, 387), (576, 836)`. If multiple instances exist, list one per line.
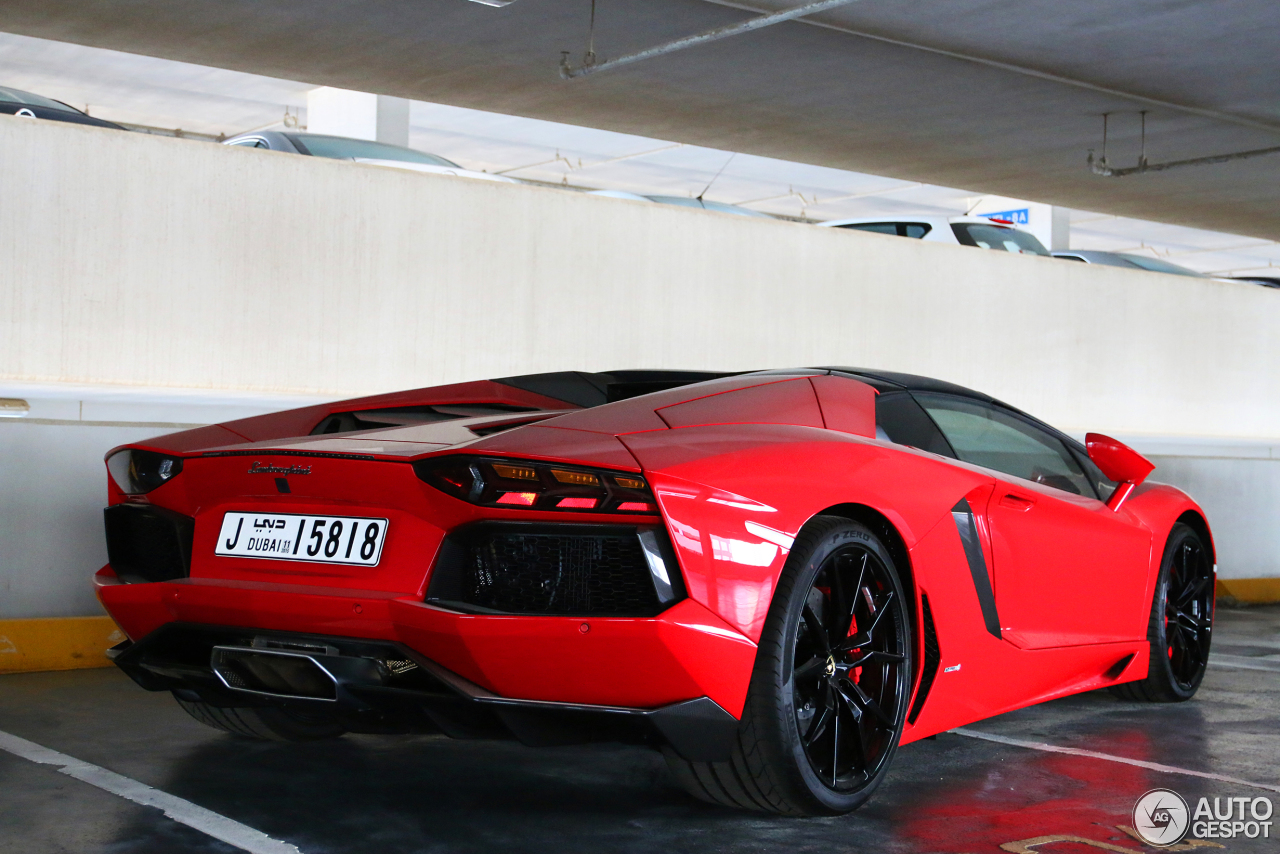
(908, 594), (941, 724)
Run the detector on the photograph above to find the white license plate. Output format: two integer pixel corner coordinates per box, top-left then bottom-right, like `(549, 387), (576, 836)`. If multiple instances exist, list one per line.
(215, 512), (389, 566)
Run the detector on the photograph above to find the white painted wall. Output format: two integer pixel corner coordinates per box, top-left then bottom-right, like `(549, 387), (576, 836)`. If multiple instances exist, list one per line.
(0, 383), (333, 618)
(2, 116), (1278, 616)
(5, 117), (1279, 438)
(1147, 453), (1280, 581)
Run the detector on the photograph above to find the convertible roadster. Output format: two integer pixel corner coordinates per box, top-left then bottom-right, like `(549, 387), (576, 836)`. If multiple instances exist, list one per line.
(95, 368), (1215, 815)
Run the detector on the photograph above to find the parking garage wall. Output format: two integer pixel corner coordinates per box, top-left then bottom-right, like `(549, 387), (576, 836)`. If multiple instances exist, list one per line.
(2, 115), (1279, 620)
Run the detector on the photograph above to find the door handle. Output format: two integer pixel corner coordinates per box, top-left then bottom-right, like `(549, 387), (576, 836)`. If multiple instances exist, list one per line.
(999, 493), (1036, 511)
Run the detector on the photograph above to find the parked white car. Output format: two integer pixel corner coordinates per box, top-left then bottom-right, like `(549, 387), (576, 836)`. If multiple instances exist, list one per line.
(223, 131), (518, 183)
(818, 215), (1050, 255)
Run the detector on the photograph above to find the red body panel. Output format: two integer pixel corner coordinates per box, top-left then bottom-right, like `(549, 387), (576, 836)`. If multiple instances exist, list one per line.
(95, 370), (1212, 745)
(656, 377), (824, 429)
(902, 512), (1149, 739)
(621, 425), (989, 640)
(124, 380), (575, 456)
(809, 374), (878, 437)
(95, 567), (756, 713)
(984, 476), (1152, 648)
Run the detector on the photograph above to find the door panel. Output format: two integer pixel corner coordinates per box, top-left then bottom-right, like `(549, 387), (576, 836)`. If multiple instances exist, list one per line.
(985, 477), (1150, 648)
(913, 393), (1152, 648)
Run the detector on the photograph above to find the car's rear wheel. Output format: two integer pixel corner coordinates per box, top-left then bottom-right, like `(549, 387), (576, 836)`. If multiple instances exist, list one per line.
(665, 516), (912, 815)
(174, 695), (346, 741)
(1111, 522), (1214, 702)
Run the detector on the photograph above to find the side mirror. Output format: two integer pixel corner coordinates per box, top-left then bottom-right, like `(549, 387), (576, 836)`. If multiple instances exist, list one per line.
(1086, 433), (1154, 511)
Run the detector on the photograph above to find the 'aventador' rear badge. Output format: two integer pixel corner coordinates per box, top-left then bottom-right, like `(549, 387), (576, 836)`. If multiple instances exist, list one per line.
(248, 461), (312, 475)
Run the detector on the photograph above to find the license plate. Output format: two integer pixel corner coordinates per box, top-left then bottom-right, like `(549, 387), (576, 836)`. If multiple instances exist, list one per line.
(215, 512), (389, 566)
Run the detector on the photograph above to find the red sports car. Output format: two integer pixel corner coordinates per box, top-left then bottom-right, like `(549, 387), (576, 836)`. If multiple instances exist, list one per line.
(95, 368), (1215, 816)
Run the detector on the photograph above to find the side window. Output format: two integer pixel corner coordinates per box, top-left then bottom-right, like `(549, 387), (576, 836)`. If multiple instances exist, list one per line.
(841, 222), (898, 236)
(1070, 445), (1117, 503)
(875, 392), (955, 457)
(837, 222), (932, 239)
(912, 393), (1094, 497)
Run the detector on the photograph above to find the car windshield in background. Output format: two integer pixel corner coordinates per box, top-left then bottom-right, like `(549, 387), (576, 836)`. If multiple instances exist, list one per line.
(1116, 254), (1205, 277)
(0, 85), (81, 113)
(951, 223), (1049, 255)
(838, 222), (932, 238)
(284, 134), (460, 168)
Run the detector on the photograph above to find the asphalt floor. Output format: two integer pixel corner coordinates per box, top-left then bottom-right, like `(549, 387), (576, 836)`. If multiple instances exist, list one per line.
(1, 604), (1277, 854)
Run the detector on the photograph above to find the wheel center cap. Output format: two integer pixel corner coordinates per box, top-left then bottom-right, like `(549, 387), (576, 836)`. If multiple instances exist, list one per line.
(824, 656), (836, 677)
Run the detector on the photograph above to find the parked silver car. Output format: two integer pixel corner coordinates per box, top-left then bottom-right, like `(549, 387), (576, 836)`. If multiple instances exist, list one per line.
(1050, 250), (1206, 277)
(223, 131), (517, 183)
(0, 85), (124, 130)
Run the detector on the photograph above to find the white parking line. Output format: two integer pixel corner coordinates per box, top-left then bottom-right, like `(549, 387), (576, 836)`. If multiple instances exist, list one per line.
(952, 728), (1280, 794)
(1209, 652), (1280, 673)
(0, 729), (302, 854)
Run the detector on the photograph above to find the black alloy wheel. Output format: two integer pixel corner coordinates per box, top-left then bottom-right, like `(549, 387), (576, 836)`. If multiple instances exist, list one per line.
(1164, 530), (1215, 691)
(791, 542), (908, 791)
(664, 516), (912, 815)
(1112, 522), (1214, 702)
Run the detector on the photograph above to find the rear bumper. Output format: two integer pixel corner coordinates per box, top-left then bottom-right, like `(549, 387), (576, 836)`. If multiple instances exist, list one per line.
(95, 567), (757, 753)
(108, 621), (740, 761)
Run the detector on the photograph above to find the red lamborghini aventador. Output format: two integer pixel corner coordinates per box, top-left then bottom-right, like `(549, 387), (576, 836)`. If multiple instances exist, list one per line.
(94, 368), (1216, 815)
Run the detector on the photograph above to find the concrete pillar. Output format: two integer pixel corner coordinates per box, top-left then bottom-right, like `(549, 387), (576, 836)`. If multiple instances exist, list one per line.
(1050, 206), (1071, 250)
(375, 96), (410, 147)
(305, 87), (410, 146)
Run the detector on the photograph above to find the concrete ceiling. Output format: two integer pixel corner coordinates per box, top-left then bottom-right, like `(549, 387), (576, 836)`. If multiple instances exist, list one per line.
(4, 0), (1280, 239)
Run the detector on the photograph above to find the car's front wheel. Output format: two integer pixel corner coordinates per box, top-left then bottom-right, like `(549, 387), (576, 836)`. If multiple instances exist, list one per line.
(1111, 522), (1215, 702)
(174, 695), (346, 741)
(665, 516), (913, 815)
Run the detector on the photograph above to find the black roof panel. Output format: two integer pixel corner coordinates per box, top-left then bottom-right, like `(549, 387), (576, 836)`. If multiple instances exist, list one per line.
(820, 368), (996, 402)
(495, 367), (999, 409)
(492, 370), (740, 407)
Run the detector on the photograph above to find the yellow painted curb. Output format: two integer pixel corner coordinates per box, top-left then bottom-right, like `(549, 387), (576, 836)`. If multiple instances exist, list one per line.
(0, 616), (124, 674)
(1216, 578), (1280, 605)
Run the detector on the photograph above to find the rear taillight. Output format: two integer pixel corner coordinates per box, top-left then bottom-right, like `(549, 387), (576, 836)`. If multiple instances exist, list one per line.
(413, 456), (658, 514)
(106, 448), (184, 495)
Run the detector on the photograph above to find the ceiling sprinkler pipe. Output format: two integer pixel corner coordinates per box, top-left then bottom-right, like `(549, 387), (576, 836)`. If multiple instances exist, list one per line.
(1091, 142), (1280, 177)
(560, 0), (862, 79)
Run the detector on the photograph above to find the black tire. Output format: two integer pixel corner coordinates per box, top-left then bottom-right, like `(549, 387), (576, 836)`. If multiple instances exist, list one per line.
(174, 695), (347, 741)
(1111, 523), (1214, 702)
(665, 516), (912, 815)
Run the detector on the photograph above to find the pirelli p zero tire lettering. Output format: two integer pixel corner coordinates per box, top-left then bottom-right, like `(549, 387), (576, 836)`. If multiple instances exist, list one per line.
(174, 695), (347, 742)
(1111, 522), (1215, 703)
(665, 516), (913, 815)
